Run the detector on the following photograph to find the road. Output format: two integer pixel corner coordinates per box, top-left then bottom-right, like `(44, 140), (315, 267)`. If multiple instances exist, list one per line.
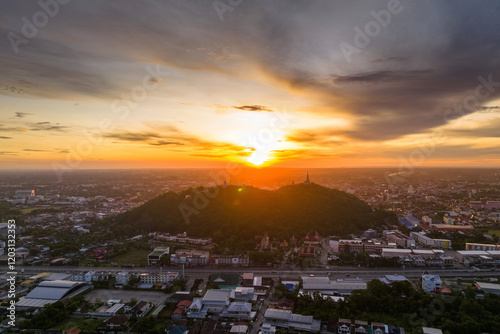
(2, 265), (499, 281)
(250, 285), (273, 334)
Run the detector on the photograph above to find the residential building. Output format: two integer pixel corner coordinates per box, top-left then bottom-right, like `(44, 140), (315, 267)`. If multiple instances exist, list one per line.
(443, 216), (454, 225)
(379, 275), (409, 286)
(261, 324), (277, 334)
(241, 273), (254, 286)
(372, 323), (386, 334)
(353, 320), (369, 333)
(381, 248), (412, 258)
(234, 287), (255, 302)
(422, 275), (442, 294)
(475, 282), (500, 295)
(115, 271), (130, 286)
(383, 230), (415, 248)
(410, 232), (451, 249)
(465, 243), (500, 251)
(486, 201), (500, 210)
(210, 254), (249, 266)
(188, 289), (232, 318)
(15, 190), (35, 198)
(264, 309), (321, 333)
(130, 301), (151, 317)
(139, 272), (179, 284)
(432, 225), (474, 233)
(337, 318), (351, 333)
(301, 276), (366, 296)
(170, 249), (210, 266)
(222, 301), (253, 320)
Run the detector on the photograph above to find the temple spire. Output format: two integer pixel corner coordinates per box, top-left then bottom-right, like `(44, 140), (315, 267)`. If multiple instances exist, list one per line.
(304, 171), (311, 184)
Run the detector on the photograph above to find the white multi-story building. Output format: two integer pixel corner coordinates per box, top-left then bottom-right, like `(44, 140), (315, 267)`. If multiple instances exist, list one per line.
(410, 232), (451, 249)
(422, 274), (442, 294)
(139, 272), (179, 284)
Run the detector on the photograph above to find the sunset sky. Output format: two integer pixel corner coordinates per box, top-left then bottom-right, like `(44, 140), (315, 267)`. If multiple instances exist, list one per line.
(1, 0), (500, 169)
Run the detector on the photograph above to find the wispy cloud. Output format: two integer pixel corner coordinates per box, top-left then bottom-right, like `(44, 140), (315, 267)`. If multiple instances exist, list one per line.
(233, 105), (273, 112)
(14, 112), (32, 118)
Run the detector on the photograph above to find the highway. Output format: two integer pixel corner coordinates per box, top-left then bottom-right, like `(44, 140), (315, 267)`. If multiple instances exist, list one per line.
(2, 265), (499, 281)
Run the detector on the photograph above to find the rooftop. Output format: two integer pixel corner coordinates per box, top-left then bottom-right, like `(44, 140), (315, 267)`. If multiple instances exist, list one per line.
(203, 289), (231, 302)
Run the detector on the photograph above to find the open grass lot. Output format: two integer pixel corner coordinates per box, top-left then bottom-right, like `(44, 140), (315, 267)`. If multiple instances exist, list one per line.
(19, 206), (60, 214)
(85, 288), (169, 304)
(55, 318), (102, 332)
(112, 248), (151, 266)
(486, 229), (500, 237)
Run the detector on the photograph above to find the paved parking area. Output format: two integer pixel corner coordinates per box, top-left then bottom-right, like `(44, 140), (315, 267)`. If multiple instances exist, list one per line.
(85, 289), (170, 305)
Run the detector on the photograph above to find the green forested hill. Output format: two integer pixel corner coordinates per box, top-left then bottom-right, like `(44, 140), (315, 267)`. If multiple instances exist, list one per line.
(112, 183), (396, 250)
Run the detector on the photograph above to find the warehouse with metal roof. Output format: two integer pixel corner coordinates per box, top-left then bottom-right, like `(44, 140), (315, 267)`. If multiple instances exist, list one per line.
(16, 280), (91, 309)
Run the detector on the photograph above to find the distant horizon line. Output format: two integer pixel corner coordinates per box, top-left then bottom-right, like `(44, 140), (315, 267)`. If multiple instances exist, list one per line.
(1, 166), (500, 171)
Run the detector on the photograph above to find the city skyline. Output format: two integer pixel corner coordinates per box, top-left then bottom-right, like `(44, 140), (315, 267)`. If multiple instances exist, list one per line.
(1, 1), (500, 169)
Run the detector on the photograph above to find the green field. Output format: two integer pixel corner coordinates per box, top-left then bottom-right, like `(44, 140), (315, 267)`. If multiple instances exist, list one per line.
(112, 248), (151, 266)
(56, 318), (102, 332)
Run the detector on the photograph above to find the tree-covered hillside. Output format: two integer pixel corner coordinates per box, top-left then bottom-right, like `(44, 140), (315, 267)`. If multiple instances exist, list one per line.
(113, 183), (396, 249)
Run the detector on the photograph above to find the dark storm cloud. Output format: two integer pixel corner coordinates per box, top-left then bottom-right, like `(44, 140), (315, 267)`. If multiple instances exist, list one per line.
(1, 0), (500, 142)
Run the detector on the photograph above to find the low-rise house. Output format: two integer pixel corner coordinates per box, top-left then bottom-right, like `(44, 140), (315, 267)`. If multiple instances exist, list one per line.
(261, 324), (277, 334)
(353, 320), (369, 333)
(372, 323), (386, 334)
(172, 307), (185, 319)
(223, 302), (253, 320)
(130, 301), (151, 317)
(96, 315), (128, 331)
(234, 287), (255, 301)
(264, 309), (321, 333)
(337, 318), (352, 334)
(177, 300), (192, 310)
